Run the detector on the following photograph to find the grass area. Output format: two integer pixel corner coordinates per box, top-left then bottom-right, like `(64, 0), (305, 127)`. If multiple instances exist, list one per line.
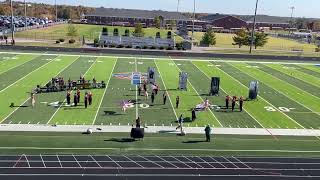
(15, 24), (183, 43)
(191, 32), (318, 53)
(0, 52), (320, 130)
(0, 131), (320, 156)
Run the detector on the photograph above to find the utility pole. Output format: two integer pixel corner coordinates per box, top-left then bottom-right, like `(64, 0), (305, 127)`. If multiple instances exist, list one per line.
(24, 0), (27, 29)
(10, 0), (15, 45)
(249, 0), (259, 54)
(192, 0), (195, 48)
(289, 6), (295, 34)
(54, 0), (58, 22)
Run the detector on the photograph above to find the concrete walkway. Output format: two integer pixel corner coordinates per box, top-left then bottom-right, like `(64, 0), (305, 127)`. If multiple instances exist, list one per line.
(0, 124), (320, 137)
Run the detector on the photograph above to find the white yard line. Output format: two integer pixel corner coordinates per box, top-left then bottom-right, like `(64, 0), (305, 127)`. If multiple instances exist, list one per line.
(236, 64), (320, 117)
(135, 58), (139, 119)
(92, 58), (118, 125)
(1, 51), (319, 65)
(172, 60), (223, 127)
(47, 57), (97, 124)
(0, 56), (79, 124)
(154, 59), (178, 120)
(220, 62), (306, 129)
(0, 55), (40, 76)
(0, 57), (55, 94)
(193, 61), (267, 129)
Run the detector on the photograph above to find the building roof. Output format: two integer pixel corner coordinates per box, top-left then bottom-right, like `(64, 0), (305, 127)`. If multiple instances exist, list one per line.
(238, 15), (291, 24)
(200, 13), (293, 24)
(85, 8), (189, 20)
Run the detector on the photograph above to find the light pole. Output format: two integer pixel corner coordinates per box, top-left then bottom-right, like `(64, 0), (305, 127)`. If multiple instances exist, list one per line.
(24, 0), (27, 29)
(10, 0), (15, 45)
(289, 6), (295, 34)
(177, 0), (180, 12)
(249, 0), (259, 54)
(192, 0), (195, 48)
(55, 0), (58, 22)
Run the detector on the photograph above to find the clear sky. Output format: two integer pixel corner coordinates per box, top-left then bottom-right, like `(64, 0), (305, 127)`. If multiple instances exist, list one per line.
(8, 0), (320, 18)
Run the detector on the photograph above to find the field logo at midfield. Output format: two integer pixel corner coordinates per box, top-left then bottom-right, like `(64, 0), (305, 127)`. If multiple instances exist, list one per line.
(113, 72), (147, 80)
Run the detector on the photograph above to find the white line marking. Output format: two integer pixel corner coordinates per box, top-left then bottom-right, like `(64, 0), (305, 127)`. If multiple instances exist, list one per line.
(106, 155), (122, 168)
(135, 58), (139, 119)
(172, 60), (223, 127)
(90, 155), (102, 168)
(1, 51), (318, 65)
(154, 60), (178, 120)
(56, 155), (62, 168)
(72, 154), (82, 168)
(210, 157), (227, 168)
(47, 57), (96, 124)
(0, 55), (40, 76)
(171, 156), (192, 168)
(139, 155), (164, 168)
(40, 154), (46, 168)
(0, 56), (79, 124)
(24, 154), (30, 168)
(0, 57), (55, 94)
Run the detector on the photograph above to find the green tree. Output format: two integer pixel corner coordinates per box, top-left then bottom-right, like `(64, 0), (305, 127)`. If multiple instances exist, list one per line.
(134, 23), (145, 37)
(113, 28), (119, 36)
(169, 20), (176, 30)
(154, 16), (161, 29)
(253, 32), (268, 49)
(124, 29), (130, 37)
(102, 27), (108, 35)
(66, 24), (78, 37)
(312, 20), (320, 31)
(167, 31), (172, 39)
(201, 27), (216, 46)
(232, 29), (249, 48)
(156, 32), (161, 38)
(294, 18), (308, 30)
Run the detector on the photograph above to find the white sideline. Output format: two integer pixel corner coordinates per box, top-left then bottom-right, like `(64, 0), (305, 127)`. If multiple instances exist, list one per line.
(0, 124), (319, 137)
(0, 51), (319, 65)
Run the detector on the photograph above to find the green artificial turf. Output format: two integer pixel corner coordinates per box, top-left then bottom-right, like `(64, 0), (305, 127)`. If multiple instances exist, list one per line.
(0, 131), (320, 156)
(1, 52), (319, 130)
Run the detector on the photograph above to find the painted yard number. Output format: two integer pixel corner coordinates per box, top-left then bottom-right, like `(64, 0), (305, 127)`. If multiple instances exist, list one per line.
(264, 106), (295, 112)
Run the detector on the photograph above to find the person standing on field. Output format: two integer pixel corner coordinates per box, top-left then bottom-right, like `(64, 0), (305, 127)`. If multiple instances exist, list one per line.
(31, 93), (36, 108)
(66, 91), (71, 105)
(231, 96), (237, 112)
(77, 89), (81, 103)
(176, 96), (180, 108)
(151, 92), (155, 104)
(84, 93), (88, 109)
(163, 92), (167, 105)
(73, 93), (78, 107)
(204, 125), (212, 142)
(88, 91), (93, 105)
(239, 96), (244, 112)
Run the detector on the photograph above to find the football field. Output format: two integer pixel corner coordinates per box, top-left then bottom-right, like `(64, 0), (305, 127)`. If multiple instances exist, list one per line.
(0, 52), (320, 130)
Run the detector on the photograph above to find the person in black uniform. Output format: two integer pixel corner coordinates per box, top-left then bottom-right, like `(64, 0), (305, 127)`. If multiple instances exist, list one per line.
(231, 96), (237, 112)
(191, 109), (196, 121)
(151, 92), (155, 104)
(225, 95), (230, 109)
(138, 86), (141, 96)
(143, 81), (147, 92)
(73, 93), (78, 107)
(176, 96), (180, 108)
(163, 92), (167, 105)
(84, 94), (88, 109)
(239, 96), (244, 112)
(66, 91), (71, 105)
